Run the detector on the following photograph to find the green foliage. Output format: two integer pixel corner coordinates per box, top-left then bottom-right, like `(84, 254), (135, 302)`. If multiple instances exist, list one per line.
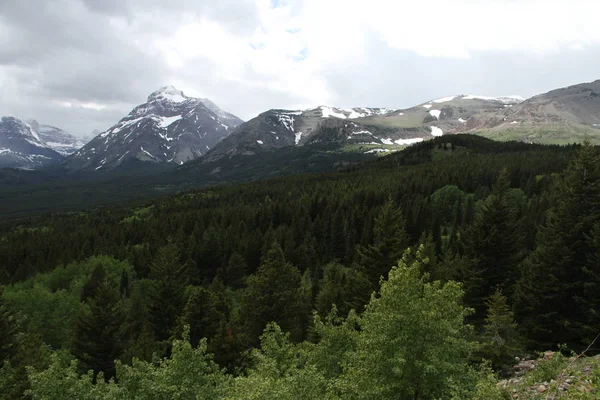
(477, 290), (523, 369)
(314, 262), (369, 318)
(177, 285), (228, 353)
(241, 242), (305, 343)
(1, 136), (597, 396)
(524, 350), (569, 386)
(356, 197), (409, 287)
(461, 170), (524, 321)
(335, 246), (476, 399)
(217, 252), (247, 289)
(0, 288), (18, 362)
(515, 142), (600, 349)
(27, 332), (230, 400)
(148, 242), (191, 342)
(72, 270), (124, 381)
(227, 324), (329, 400)
(466, 364), (511, 400)
(3, 256), (133, 350)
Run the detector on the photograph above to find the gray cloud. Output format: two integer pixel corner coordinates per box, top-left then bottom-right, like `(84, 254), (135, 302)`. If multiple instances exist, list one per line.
(1, 0), (599, 137)
(324, 34), (600, 110)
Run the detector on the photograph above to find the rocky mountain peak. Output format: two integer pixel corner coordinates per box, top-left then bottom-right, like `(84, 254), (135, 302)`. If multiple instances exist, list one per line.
(66, 87), (243, 171)
(0, 116), (63, 168)
(147, 86), (188, 104)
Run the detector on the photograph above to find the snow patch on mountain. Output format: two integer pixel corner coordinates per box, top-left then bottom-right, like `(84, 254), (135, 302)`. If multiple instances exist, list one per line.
(321, 106), (347, 119)
(277, 114), (295, 131)
(394, 138), (424, 145)
(433, 96), (455, 103)
(158, 115), (182, 128)
(431, 126), (443, 136)
(429, 110), (441, 119)
(295, 131), (303, 145)
(149, 86), (187, 103)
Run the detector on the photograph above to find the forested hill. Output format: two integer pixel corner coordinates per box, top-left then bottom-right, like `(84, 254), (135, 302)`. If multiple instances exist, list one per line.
(2, 134), (600, 398)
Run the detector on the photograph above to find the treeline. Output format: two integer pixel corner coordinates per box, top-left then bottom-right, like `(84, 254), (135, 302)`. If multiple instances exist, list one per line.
(1, 135), (600, 398)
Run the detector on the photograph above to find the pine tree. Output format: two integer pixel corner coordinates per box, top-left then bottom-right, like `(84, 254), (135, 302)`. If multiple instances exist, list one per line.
(148, 242), (191, 342)
(478, 290), (522, 370)
(356, 198), (409, 286)
(240, 242), (305, 344)
(217, 252), (247, 289)
(178, 287), (225, 348)
(583, 223), (600, 340)
(461, 170), (524, 322)
(515, 142), (600, 349)
(315, 262), (371, 318)
(72, 272), (123, 381)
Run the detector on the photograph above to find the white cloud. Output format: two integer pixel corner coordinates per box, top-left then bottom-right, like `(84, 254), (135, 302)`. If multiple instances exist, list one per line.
(3, 0), (600, 135)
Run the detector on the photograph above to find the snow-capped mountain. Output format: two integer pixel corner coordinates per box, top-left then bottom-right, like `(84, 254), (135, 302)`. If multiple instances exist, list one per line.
(26, 120), (90, 156)
(66, 86), (243, 171)
(203, 95), (527, 159)
(203, 105), (403, 160)
(0, 117), (64, 169)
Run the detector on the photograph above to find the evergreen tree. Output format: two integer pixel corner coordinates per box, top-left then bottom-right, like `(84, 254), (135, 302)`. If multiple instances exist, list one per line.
(315, 263), (350, 318)
(583, 222), (600, 339)
(72, 272), (123, 381)
(178, 287), (225, 348)
(217, 252), (247, 289)
(477, 290), (522, 370)
(461, 170), (524, 322)
(240, 242), (305, 344)
(356, 198), (409, 286)
(515, 142), (600, 349)
(148, 242), (191, 342)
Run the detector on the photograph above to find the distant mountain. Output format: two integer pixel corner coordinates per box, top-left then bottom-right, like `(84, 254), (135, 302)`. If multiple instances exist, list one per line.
(462, 80), (600, 143)
(203, 96), (528, 160)
(65, 86), (243, 171)
(203, 106), (403, 160)
(26, 120), (89, 156)
(0, 117), (63, 169)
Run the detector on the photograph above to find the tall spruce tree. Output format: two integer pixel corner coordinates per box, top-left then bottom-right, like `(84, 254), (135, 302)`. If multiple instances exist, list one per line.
(515, 142), (600, 349)
(478, 290), (522, 370)
(356, 198), (409, 286)
(148, 242), (191, 342)
(240, 242), (305, 344)
(72, 269), (123, 381)
(461, 169), (524, 322)
(178, 287), (225, 348)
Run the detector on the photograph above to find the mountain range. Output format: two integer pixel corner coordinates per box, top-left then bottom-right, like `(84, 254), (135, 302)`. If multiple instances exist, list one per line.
(2, 79), (600, 172)
(0, 117), (66, 169)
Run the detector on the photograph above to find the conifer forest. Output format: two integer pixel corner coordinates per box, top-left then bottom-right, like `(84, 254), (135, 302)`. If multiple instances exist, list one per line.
(2, 135), (600, 399)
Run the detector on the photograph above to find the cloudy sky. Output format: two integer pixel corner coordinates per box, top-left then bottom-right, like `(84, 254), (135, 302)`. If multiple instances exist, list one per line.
(2, 0), (600, 136)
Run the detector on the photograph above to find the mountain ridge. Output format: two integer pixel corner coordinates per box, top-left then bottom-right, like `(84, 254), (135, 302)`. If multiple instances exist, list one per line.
(65, 86), (243, 171)
(0, 116), (64, 169)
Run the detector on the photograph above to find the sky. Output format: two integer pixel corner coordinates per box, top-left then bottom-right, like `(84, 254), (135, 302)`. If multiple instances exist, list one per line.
(2, 0), (600, 136)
